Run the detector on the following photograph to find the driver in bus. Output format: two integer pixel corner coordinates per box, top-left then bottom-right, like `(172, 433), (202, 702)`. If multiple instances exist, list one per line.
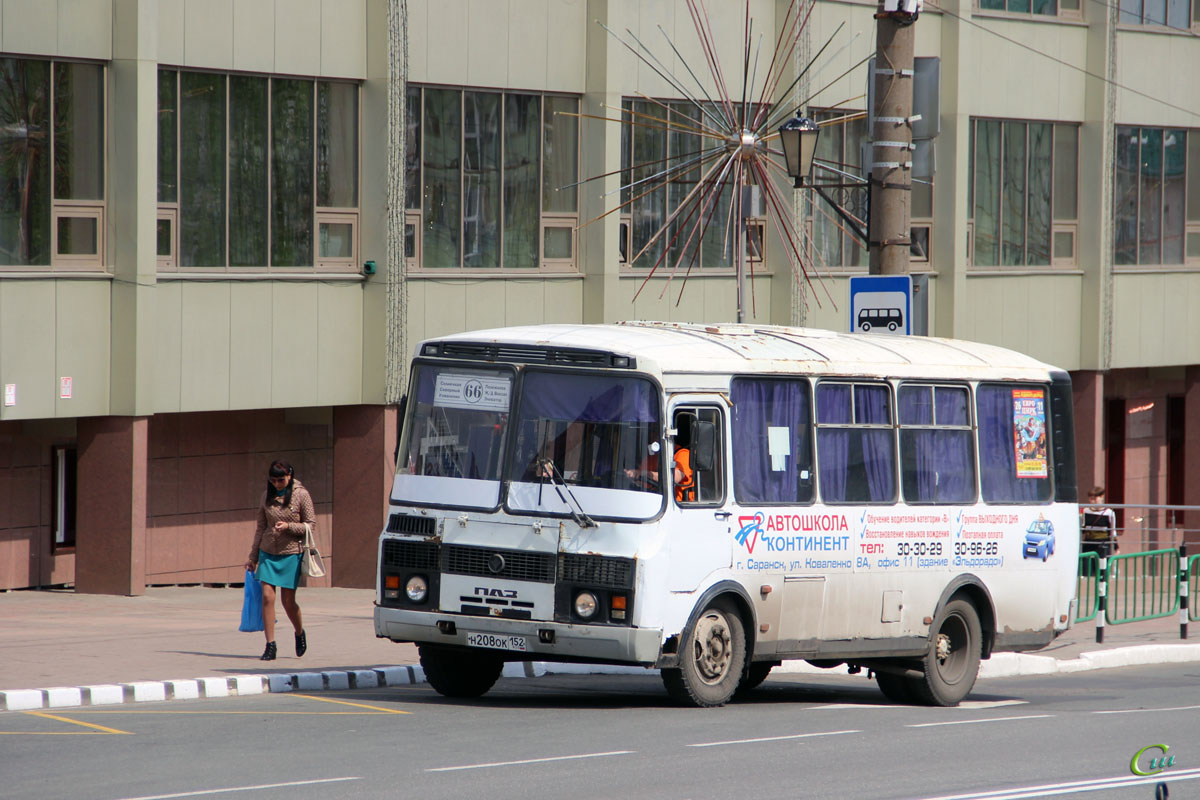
(624, 419), (694, 502)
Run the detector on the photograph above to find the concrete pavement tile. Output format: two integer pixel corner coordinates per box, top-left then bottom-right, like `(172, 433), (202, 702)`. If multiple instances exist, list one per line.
(167, 679), (201, 700)
(45, 687), (83, 707)
(83, 685), (124, 705)
(124, 682), (167, 702)
(232, 675), (265, 695)
(1, 689), (45, 711)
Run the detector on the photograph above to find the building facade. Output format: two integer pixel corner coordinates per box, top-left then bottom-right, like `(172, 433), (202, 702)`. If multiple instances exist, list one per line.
(0, 0), (1197, 592)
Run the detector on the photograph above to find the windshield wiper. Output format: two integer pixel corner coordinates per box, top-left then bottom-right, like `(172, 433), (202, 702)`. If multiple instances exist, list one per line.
(538, 458), (597, 529)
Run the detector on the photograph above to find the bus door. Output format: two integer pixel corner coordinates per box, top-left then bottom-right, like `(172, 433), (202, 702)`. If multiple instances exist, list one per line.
(666, 401), (733, 591)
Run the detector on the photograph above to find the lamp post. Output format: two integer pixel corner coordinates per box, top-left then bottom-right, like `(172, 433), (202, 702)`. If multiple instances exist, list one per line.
(778, 116), (820, 188)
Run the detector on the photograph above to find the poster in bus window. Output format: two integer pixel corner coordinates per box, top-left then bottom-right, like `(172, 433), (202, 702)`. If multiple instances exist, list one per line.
(1012, 388), (1047, 479)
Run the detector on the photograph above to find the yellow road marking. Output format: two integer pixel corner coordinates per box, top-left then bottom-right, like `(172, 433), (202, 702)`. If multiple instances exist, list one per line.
(0, 734), (110, 738)
(292, 694), (413, 714)
(24, 711), (132, 734)
(68, 710), (392, 716)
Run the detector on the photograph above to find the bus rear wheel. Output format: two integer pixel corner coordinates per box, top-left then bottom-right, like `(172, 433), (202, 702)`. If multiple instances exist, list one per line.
(662, 600), (746, 707)
(418, 645), (504, 699)
(913, 598), (982, 707)
(875, 669), (920, 704)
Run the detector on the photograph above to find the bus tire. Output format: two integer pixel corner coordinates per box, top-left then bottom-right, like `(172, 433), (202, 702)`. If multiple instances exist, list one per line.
(875, 669), (919, 704)
(662, 600), (746, 707)
(418, 645), (503, 699)
(734, 662), (774, 697)
(914, 598), (982, 707)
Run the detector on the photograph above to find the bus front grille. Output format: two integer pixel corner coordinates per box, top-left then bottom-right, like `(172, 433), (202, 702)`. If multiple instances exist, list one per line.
(381, 539), (440, 570)
(443, 545), (556, 584)
(386, 513), (438, 536)
(557, 553), (634, 589)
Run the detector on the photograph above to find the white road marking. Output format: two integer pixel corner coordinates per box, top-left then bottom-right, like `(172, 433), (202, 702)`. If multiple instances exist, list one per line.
(809, 699), (1028, 710)
(911, 767), (1200, 800)
(906, 714), (1053, 728)
(426, 750), (634, 772)
(115, 777), (361, 800)
(689, 730), (860, 747)
(1094, 703), (1200, 714)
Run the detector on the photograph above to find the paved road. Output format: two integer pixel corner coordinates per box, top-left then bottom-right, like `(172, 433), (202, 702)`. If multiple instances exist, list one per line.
(3, 663), (1197, 800)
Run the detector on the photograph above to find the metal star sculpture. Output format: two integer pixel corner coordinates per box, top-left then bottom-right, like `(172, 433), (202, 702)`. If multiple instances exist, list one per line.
(569, 0), (869, 318)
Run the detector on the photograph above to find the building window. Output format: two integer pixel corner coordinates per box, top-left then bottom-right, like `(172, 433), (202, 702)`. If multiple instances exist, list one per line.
(1118, 0), (1196, 29)
(405, 85), (579, 271)
(978, 0), (1083, 17)
(968, 119), (1078, 267)
(807, 109), (869, 269)
(1, 58), (105, 270)
(1115, 127), (1198, 266)
(620, 99), (766, 271)
(53, 446), (77, 549)
(157, 69), (359, 271)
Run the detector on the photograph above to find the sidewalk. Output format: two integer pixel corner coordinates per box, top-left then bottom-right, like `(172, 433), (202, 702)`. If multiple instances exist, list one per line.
(1, 585), (1197, 710)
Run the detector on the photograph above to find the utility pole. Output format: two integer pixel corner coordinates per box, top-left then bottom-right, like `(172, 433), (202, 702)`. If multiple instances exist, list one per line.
(868, 0), (918, 275)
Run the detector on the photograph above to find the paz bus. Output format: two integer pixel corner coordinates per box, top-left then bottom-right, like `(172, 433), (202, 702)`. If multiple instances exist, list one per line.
(374, 322), (1079, 707)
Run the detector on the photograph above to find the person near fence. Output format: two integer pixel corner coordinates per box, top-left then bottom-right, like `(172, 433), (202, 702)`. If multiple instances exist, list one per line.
(243, 460), (315, 661)
(1081, 485), (1117, 570)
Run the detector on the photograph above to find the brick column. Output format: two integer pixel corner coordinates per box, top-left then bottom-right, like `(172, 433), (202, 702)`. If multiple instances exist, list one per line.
(75, 416), (148, 595)
(1072, 369), (1105, 493)
(1185, 366), (1200, 543)
(332, 405), (397, 588)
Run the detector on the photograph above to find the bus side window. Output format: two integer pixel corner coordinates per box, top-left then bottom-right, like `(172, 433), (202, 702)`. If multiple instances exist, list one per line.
(674, 407), (723, 505)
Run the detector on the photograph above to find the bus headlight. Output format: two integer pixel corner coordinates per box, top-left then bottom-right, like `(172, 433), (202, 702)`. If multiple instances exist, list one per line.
(574, 591), (599, 619)
(405, 575), (429, 603)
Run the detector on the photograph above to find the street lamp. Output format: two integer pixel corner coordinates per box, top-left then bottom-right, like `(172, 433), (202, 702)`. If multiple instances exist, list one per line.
(778, 116), (820, 188)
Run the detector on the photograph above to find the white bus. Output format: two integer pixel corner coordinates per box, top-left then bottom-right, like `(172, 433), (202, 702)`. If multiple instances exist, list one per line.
(374, 322), (1080, 707)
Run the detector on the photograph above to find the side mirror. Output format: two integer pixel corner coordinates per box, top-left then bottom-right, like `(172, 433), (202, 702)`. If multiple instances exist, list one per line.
(690, 420), (716, 472)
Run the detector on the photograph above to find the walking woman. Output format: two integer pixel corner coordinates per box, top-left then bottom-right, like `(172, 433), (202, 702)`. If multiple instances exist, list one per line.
(243, 460), (314, 660)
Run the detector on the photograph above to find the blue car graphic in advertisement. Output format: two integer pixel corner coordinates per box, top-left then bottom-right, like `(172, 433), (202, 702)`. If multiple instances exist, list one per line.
(1023, 515), (1055, 561)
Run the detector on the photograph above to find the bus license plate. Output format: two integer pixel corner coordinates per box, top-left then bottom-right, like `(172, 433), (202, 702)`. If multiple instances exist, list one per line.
(466, 632), (528, 652)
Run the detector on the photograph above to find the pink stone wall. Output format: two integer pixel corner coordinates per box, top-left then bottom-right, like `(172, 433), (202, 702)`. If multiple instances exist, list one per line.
(145, 410), (335, 588)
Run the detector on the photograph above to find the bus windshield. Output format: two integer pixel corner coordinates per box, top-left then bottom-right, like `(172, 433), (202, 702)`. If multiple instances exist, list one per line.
(395, 364), (664, 518)
(395, 363), (515, 509)
(505, 370), (664, 520)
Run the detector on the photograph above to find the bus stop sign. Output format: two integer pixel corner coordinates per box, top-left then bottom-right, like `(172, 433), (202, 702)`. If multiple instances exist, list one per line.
(849, 275), (912, 335)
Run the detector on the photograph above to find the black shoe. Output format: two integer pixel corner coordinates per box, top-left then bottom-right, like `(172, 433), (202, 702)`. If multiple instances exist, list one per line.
(260, 641), (277, 661)
(295, 629), (307, 658)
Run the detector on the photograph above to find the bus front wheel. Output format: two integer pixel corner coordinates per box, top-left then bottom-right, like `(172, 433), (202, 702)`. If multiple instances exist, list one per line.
(662, 600), (746, 707)
(418, 645), (503, 699)
(914, 598), (982, 706)
(734, 661), (775, 697)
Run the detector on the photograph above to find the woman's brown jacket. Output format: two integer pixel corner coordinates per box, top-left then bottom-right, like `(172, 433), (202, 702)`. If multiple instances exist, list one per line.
(248, 479), (316, 561)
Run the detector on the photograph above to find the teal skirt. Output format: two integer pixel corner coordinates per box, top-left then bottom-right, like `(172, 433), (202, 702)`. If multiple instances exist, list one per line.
(257, 550), (302, 589)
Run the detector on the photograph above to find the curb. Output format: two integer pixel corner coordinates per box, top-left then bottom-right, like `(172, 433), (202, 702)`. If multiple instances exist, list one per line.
(0, 666), (427, 713)
(5, 643), (1199, 712)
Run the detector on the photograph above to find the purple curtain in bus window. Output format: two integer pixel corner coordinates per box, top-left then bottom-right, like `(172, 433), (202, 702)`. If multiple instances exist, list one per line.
(900, 387), (974, 503)
(816, 385), (850, 502)
(817, 385), (894, 503)
(415, 366), (436, 403)
(465, 424), (497, 479)
(520, 372), (658, 423)
(977, 385), (1044, 502)
(858, 385), (895, 502)
(935, 386), (969, 425)
(731, 379), (809, 503)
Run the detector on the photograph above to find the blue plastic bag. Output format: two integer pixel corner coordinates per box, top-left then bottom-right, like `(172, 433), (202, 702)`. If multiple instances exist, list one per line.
(240, 569), (264, 632)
